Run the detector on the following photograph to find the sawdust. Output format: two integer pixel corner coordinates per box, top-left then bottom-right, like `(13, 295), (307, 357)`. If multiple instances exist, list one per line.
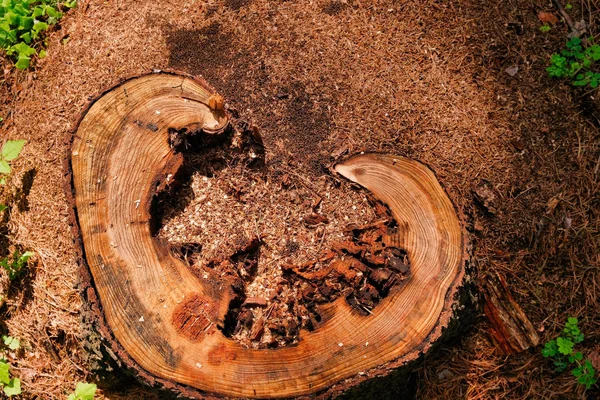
(155, 131), (408, 348)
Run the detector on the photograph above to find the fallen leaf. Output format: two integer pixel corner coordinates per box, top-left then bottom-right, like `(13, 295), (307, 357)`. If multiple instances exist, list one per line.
(438, 369), (454, 380)
(505, 65), (519, 77)
(538, 11), (559, 25)
(545, 197), (560, 214)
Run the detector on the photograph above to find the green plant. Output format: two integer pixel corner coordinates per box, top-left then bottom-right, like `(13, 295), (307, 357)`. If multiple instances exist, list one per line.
(565, 3), (573, 10)
(0, 250), (33, 280)
(0, 358), (20, 397)
(67, 382), (97, 400)
(0, 139), (26, 185)
(547, 36), (600, 88)
(0, 0), (76, 69)
(542, 317), (598, 389)
(540, 24), (551, 33)
(2, 336), (19, 351)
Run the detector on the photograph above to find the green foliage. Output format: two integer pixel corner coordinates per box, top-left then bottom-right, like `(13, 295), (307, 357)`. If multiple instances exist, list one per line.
(67, 382), (97, 400)
(0, 250), (33, 280)
(0, 359), (20, 397)
(573, 360), (598, 389)
(2, 336), (19, 351)
(540, 24), (551, 33)
(0, 139), (25, 178)
(547, 37), (600, 88)
(565, 3), (573, 10)
(0, 0), (77, 69)
(542, 317), (598, 389)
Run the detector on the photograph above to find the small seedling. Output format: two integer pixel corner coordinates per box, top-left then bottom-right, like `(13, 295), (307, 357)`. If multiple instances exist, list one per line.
(542, 317), (598, 389)
(0, 139), (26, 183)
(565, 3), (573, 10)
(0, 250), (34, 281)
(547, 36), (600, 88)
(0, 358), (20, 397)
(2, 336), (19, 351)
(67, 382), (97, 400)
(540, 24), (551, 33)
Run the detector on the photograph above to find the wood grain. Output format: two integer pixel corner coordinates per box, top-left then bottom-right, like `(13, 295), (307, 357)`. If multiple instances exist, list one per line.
(483, 272), (540, 354)
(69, 71), (467, 398)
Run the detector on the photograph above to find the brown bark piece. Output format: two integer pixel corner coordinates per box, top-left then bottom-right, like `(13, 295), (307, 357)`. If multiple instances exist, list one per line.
(243, 297), (268, 307)
(69, 73), (468, 398)
(483, 272), (540, 354)
(304, 213), (329, 226)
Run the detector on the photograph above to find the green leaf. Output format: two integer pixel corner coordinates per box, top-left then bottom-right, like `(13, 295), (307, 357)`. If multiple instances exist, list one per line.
(0, 160), (10, 175)
(582, 58), (592, 68)
(0, 204), (5, 212)
(542, 340), (558, 357)
(32, 21), (48, 33)
(0, 177), (5, 185)
(3, 377), (21, 397)
(1, 139), (26, 161)
(4, 12), (19, 26)
(556, 336), (574, 355)
(15, 55), (31, 69)
(567, 37), (582, 48)
(64, 0), (77, 8)
(554, 359), (568, 372)
(69, 382), (97, 400)
(44, 6), (61, 19)
(19, 31), (31, 44)
(10, 42), (35, 57)
(32, 6), (44, 17)
(0, 361), (10, 385)
(18, 251), (33, 265)
(2, 336), (19, 351)
(18, 16), (33, 31)
(39, 49), (46, 58)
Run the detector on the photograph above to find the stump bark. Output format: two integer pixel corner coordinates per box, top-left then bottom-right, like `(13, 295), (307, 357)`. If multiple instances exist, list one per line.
(67, 71), (469, 398)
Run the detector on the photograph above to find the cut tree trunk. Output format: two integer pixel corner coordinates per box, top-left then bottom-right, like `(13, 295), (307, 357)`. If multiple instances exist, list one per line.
(66, 71), (469, 399)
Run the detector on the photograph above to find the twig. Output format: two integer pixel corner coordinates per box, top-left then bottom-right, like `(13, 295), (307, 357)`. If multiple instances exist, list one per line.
(553, 0), (577, 33)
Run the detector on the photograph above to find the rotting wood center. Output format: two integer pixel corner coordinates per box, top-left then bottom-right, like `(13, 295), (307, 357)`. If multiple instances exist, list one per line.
(154, 126), (411, 349)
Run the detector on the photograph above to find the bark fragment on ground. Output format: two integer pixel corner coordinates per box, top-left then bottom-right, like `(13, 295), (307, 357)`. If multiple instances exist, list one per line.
(483, 272), (540, 354)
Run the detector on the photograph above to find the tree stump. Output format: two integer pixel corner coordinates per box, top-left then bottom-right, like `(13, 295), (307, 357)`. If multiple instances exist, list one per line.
(66, 71), (468, 398)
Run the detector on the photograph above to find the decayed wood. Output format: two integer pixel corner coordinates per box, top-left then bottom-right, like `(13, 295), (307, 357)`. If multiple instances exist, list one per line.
(68, 71), (468, 398)
(483, 272), (540, 354)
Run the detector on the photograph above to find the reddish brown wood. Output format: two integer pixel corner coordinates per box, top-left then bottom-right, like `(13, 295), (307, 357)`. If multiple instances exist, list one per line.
(483, 272), (540, 354)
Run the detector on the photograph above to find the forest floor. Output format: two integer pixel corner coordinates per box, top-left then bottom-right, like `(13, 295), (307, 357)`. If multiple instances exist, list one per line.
(0, 0), (599, 399)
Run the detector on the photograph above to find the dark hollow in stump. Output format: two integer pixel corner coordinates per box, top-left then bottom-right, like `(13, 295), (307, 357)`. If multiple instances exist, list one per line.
(68, 71), (468, 398)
